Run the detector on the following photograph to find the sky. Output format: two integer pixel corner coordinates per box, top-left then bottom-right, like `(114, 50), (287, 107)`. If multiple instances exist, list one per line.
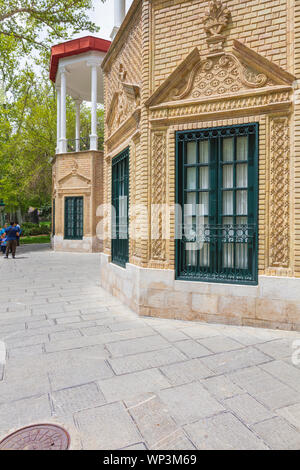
(74, 0), (134, 41)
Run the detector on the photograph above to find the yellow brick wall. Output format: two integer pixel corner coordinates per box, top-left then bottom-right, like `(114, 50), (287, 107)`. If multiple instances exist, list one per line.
(294, 0), (300, 276)
(103, 0), (296, 275)
(104, 6), (142, 118)
(151, 0), (289, 91)
(52, 151), (103, 251)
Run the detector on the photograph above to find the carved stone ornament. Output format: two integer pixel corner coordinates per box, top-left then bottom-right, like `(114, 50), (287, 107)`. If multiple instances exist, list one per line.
(202, 0), (231, 51)
(170, 53), (271, 102)
(58, 160), (91, 186)
(106, 63), (141, 135)
(71, 159), (79, 175)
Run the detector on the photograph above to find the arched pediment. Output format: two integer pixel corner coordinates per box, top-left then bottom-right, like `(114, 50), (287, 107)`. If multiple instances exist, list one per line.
(106, 64), (141, 137)
(58, 161), (91, 188)
(146, 40), (295, 108)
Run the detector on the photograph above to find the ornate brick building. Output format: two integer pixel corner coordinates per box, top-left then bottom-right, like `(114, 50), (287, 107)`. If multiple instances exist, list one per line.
(52, 0), (300, 330)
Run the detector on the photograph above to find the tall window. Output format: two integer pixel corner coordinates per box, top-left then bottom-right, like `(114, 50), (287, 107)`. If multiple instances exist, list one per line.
(64, 196), (83, 240)
(176, 124), (258, 284)
(112, 148), (129, 267)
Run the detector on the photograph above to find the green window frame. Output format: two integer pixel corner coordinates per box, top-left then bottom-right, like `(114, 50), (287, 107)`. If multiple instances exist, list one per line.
(176, 123), (258, 285)
(111, 148), (129, 268)
(64, 196), (83, 240)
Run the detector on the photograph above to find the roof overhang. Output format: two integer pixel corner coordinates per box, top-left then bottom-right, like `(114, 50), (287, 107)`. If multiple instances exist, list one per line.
(50, 36), (111, 83)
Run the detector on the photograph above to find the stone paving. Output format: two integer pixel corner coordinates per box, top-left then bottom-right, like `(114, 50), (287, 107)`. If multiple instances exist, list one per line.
(1, 247), (300, 449)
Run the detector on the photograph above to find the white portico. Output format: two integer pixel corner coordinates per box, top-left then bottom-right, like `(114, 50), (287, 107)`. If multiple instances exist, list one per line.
(50, 1), (128, 253)
(50, 36), (110, 253)
(50, 36), (111, 154)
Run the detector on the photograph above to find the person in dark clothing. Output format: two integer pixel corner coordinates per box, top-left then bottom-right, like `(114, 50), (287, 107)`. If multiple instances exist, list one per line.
(15, 221), (22, 246)
(5, 222), (19, 259)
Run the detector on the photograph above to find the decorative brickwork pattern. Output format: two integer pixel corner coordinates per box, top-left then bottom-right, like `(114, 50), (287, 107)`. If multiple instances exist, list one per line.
(152, 0), (289, 90)
(170, 53), (272, 101)
(151, 131), (167, 261)
(269, 117), (290, 268)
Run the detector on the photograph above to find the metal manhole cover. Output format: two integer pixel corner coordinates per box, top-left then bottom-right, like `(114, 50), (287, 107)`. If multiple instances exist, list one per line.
(0, 424), (70, 450)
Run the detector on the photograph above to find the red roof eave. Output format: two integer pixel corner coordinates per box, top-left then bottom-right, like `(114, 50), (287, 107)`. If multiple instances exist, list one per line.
(49, 36), (111, 82)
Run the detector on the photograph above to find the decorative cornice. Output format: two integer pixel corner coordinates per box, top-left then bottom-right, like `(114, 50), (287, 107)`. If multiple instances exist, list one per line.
(149, 87), (292, 124)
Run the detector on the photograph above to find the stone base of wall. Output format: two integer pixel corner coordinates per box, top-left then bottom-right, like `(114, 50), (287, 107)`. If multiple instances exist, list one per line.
(52, 235), (102, 253)
(100, 253), (300, 331)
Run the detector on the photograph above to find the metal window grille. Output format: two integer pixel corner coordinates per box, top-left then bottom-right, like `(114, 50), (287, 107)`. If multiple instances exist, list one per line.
(176, 124), (258, 285)
(64, 196), (83, 240)
(111, 148), (129, 267)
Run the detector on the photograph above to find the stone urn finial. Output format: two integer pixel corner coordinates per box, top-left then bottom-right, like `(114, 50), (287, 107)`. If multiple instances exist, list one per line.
(203, 0), (231, 52)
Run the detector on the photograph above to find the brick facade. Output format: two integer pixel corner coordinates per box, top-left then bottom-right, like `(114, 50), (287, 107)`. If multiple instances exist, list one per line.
(52, 150), (103, 252)
(102, 0), (299, 329)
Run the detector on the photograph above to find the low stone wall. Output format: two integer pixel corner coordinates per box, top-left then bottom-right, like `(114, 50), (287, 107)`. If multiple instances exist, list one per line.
(52, 235), (101, 253)
(100, 253), (300, 331)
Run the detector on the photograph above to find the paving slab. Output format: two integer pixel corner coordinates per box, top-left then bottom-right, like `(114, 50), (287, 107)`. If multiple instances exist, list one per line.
(51, 383), (106, 415)
(260, 360), (300, 392)
(106, 335), (170, 357)
(184, 412), (269, 450)
(158, 382), (225, 425)
(276, 403), (300, 429)
(228, 366), (300, 410)
(75, 402), (142, 450)
(98, 369), (170, 402)
(252, 417), (300, 450)
(0, 394), (51, 434)
(109, 347), (187, 375)
(200, 347), (272, 374)
(1, 249), (300, 449)
(224, 393), (274, 425)
(174, 339), (212, 358)
(198, 336), (245, 353)
(201, 375), (244, 401)
(160, 358), (214, 386)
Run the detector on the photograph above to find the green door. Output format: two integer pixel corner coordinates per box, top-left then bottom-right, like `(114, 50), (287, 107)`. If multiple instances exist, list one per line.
(111, 148), (129, 267)
(64, 196), (83, 240)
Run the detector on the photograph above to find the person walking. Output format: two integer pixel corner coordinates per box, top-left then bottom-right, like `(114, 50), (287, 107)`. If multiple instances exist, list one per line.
(15, 221), (22, 246)
(0, 223), (7, 256)
(4, 222), (19, 259)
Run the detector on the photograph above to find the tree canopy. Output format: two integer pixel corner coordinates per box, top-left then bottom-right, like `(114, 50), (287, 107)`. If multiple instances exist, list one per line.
(0, 0), (106, 215)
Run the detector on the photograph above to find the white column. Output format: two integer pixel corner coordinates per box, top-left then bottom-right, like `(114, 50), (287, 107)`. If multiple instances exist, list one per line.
(75, 100), (81, 152)
(111, 0), (126, 39)
(87, 59), (100, 151)
(56, 86), (61, 154)
(60, 67), (67, 153)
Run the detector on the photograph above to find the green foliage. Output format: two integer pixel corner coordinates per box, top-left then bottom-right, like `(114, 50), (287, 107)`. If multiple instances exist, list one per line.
(0, 73), (104, 211)
(0, 1), (106, 88)
(0, 0), (106, 211)
(20, 234), (50, 244)
(21, 222), (51, 235)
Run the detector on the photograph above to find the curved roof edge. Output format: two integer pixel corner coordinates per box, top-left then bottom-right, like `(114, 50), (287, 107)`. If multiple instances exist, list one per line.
(49, 36), (111, 82)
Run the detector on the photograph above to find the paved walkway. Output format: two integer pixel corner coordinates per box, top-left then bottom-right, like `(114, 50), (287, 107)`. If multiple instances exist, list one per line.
(1, 247), (300, 449)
